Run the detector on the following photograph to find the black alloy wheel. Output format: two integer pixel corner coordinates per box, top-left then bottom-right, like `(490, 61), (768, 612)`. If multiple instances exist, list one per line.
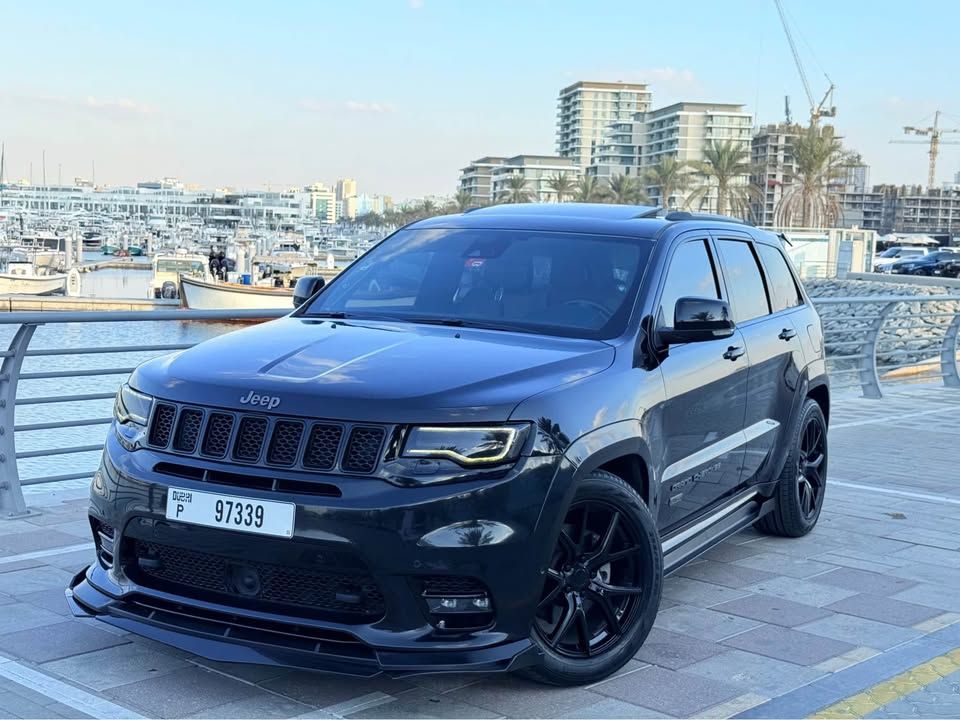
(526, 470), (662, 686)
(797, 412), (826, 520)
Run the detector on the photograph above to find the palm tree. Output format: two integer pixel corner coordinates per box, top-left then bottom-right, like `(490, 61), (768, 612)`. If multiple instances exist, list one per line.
(775, 126), (846, 228)
(606, 174), (649, 205)
(573, 176), (604, 203)
(686, 140), (758, 217)
(545, 172), (574, 203)
(500, 174), (530, 204)
(452, 190), (474, 213)
(644, 157), (692, 209)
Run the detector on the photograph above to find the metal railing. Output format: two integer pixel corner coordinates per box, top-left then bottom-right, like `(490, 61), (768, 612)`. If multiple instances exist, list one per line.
(0, 296), (958, 518)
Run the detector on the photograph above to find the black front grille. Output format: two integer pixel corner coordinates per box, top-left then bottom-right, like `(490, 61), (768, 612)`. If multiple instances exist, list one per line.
(420, 575), (489, 597)
(173, 408), (203, 452)
(342, 427), (385, 473)
(149, 403), (176, 447)
(145, 402), (388, 476)
(129, 540), (385, 620)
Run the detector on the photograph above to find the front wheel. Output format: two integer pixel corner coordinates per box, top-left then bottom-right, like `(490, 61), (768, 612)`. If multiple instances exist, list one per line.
(525, 470), (662, 686)
(756, 398), (828, 537)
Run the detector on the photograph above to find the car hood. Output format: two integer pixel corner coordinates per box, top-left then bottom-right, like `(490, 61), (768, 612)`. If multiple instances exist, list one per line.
(131, 316), (616, 423)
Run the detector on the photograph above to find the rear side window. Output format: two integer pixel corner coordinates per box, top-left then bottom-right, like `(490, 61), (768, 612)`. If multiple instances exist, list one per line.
(757, 244), (803, 313)
(658, 239), (719, 329)
(717, 239), (770, 323)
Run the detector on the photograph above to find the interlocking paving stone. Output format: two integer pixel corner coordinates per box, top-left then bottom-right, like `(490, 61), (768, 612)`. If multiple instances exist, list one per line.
(0, 603), (70, 636)
(891, 545), (960, 569)
(42, 642), (191, 691)
(633, 628), (726, 670)
(890, 562), (960, 588)
(344, 688), (500, 719)
(675, 560), (777, 589)
(106, 666), (259, 719)
(815, 567), (918, 596)
(743, 576), (861, 608)
(187, 693), (314, 719)
(568, 696), (671, 719)
(732, 552), (838, 579)
(711, 594), (833, 627)
(0, 530), (84, 555)
(592, 664), (740, 716)
(652, 605), (762, 642)
(797, 613), (923, 650)
(825, 593), (944, 627)
(41, 550), (96, 573)
(190, 658), (290, 684)
(700, 542), (765, 564)
(0, 620), (128, 663)
(14, 589), (71, 617)
(892, 584), (960, 613)
(446, 675), (603, 719)
(406, 673), (484, 695)
(260, 672), (412, 708)
(0, 567), (76, 596)
(661, 577), (750, 607)
(721, 624), (856, 666)
(682, 649), (826, 696)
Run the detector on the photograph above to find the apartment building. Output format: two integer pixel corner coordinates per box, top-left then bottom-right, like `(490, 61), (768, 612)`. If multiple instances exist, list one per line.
(489, 155), (580, 203)
(457, 157), (507, 205)
(557, 81), (652, 172)
(750, 123), (801, 227)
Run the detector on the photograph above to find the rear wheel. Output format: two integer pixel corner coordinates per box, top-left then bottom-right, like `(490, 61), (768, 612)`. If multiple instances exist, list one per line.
(756, 398), (828, 537)
(525, 470), (662, 686)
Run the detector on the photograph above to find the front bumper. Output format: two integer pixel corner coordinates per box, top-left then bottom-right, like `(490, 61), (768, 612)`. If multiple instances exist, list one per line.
(69, 431), (569, 676)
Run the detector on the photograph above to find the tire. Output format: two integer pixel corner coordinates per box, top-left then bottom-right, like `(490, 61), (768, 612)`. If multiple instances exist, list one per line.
(756, 398), (828, 537)
(524, 470), (662, 686)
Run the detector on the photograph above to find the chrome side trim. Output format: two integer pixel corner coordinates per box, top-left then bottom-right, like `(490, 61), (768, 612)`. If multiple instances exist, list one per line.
(662, 419), (780, 483)
(661, 489), (759, 554)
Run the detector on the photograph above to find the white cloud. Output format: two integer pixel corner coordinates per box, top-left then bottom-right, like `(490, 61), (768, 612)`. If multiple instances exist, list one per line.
(6, 92), (155, 117)
(298, 99), (396, 114)
(629, 67), (700, 95)
(408, 0), (424, 8)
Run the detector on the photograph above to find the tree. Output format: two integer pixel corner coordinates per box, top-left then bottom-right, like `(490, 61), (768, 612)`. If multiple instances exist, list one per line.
(573, 176), (604, 202)
(606, 174), (649, 205)
(545, 172), (574, 203)
(775, 125), (846, 228)
(500, 174), (530, 204)
(452, 190), (475, 213)
(643, 157), (692, 209)
(686, 140), (758, 217)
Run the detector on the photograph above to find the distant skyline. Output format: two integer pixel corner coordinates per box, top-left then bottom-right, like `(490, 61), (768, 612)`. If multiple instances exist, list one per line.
(1, 0), (958, 199)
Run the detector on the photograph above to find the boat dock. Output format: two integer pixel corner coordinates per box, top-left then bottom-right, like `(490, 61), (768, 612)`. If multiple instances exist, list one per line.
(0, 295), (178, 312)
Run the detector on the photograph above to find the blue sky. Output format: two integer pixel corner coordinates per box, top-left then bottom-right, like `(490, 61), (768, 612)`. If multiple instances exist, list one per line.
(1, 0), (958, 199)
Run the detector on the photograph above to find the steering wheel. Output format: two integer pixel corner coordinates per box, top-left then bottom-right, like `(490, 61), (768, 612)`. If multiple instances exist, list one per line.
(562, 298), (613, 319)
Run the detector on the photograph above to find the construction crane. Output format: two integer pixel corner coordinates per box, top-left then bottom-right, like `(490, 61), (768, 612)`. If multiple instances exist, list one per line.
(773, 0), (836, 127)
(889, 111), (960, 189)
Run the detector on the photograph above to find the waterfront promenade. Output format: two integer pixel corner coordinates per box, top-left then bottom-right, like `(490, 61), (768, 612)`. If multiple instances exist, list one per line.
(0, 384), (958, 719)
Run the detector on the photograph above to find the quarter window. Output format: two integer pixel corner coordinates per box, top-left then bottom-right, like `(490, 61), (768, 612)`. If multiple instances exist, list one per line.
(757, 244), (803, 313)
(717, 239), (771, 323)
(658, 239), (719, 329)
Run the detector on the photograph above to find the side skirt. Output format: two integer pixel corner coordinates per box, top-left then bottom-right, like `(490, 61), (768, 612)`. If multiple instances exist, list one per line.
(660, 489), (774, 575)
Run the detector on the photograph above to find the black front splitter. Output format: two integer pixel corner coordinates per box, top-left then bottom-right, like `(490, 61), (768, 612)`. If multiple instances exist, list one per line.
(66, 568), (540, 678)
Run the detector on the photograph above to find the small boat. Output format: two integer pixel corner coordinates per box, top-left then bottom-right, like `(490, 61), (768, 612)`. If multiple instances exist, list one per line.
(178, 274), (293, 310)
(0, 265), (66, 295)
(149, 251), (211, 299)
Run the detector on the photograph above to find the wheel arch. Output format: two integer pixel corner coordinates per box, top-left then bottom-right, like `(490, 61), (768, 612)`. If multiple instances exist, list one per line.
(806, 381), (830, 426)
(563, 420), (655, 508)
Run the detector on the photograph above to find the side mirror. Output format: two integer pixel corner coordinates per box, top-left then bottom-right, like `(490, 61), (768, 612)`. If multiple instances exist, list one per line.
(659, 297), (735, 345)
(293, 275), (325, 308)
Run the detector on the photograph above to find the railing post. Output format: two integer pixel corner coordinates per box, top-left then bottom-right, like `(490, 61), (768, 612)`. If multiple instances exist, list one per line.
(0, 323), (38, 518)
(858, 301), (896, 399)
(941, 309), (960, 389)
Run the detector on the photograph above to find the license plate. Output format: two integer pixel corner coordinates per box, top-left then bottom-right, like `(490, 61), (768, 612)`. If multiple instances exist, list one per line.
(165, 487), (295, 538)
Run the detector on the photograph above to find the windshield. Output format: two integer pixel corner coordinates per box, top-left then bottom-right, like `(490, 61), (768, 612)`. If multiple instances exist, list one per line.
(157, 259), (205, 273)
(879, 248), (901, 258)
(302, 228), (652, 339)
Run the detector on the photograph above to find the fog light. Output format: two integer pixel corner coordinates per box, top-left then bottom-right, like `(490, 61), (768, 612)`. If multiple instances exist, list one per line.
(426, 594), (491, 614)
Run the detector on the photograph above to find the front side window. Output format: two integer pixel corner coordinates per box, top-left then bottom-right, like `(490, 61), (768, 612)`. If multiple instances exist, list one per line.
(303, 228), (653, 339)
(717, 239), (771, 323)
(657, 239), (719, 329)
(757, 244), (803, 313)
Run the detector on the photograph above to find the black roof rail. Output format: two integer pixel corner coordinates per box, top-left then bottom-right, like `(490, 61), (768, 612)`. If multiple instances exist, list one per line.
(664, 211), (753, 226)
(634, 206), (663, 218)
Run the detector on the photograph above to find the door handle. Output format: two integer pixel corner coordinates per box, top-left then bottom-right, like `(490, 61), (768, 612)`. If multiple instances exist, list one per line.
(778, 328), (797, 341)
(723, 345), (745, 361)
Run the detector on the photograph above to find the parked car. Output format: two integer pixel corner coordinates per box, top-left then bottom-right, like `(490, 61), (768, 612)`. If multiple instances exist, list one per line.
(890, 250), (960, 276)
(873, 246), (936, 273)
(68, 204), (830, 686)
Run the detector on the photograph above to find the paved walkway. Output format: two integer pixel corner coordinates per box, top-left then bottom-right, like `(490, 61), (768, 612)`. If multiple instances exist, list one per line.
(1, 384), (959, 719)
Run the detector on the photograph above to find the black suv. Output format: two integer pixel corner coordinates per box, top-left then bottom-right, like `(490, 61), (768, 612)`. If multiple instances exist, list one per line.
(69, 204), (830, 686)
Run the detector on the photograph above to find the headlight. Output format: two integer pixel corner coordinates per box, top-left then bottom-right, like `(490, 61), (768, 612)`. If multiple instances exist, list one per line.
(402, 424), (529, 466)
(114, 383), (154, 427)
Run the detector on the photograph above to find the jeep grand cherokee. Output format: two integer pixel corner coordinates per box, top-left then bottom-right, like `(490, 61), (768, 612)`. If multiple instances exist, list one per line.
(68, 203), (830, 686)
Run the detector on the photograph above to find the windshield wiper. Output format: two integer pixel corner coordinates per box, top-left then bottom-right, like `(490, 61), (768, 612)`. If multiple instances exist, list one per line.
(412, 317), (529, 333)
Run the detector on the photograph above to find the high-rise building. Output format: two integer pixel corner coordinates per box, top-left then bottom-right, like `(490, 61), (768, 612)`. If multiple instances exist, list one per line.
(458, 157), (507, 205)
(557, 81), (652, 172)
(308, 182), (336, 223)
(750, 123), (801, 227)
(335, 178), (357, 202)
